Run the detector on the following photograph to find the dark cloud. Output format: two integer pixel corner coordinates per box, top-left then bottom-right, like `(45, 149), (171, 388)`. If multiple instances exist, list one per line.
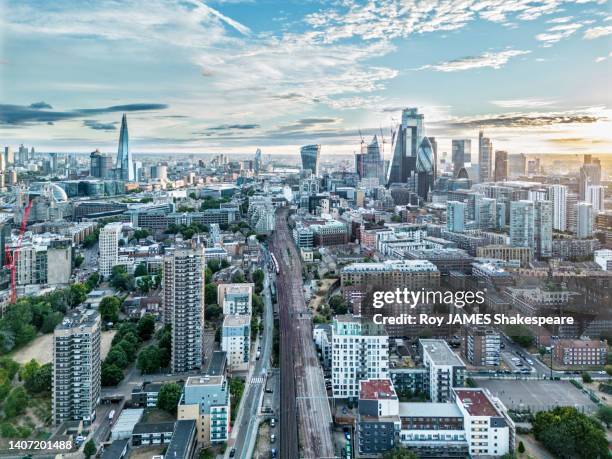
(448, 113), (600, 129)
(30, 101), (53, 109)
(547, 137), (608, 145)
(0, 102), (168, 125)
(83, 120), (117, 131)
(296, 118), (338, 125)
(205, 124), (260, 131)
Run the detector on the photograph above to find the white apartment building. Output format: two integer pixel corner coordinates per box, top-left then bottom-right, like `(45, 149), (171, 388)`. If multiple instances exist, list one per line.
(595, 249), (612, 271)
(217, 283), (253, 316)
(548, 184), (567, 231)
(331, 315), (389, 399)
(99, 222), (122, 277)
(420, 339), (466, 403)
(221, 315), (251, 372)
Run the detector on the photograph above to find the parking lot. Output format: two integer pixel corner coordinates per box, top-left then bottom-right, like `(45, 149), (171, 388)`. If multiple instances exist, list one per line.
(478, 379), (598, 414)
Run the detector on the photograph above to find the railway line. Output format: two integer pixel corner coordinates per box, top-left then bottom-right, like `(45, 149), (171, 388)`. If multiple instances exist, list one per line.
(270, 208), (335, 459)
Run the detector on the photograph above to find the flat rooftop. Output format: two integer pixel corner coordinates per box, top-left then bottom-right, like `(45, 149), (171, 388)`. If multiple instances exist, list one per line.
(360, 379), (397, 400)
(420, 339), (464, 366)
(454, 389), (499, 417)
(399, 402), (463, 418)
(223, 314), (250, 327)
(185, 375), (224, 387)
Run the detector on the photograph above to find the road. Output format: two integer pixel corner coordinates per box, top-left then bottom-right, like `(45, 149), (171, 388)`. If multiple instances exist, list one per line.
(227, 254), (275, 459)
(270, 208), (335, 459)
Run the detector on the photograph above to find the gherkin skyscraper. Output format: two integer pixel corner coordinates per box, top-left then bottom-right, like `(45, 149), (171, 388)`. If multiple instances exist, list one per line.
(116, 113), (134, 181)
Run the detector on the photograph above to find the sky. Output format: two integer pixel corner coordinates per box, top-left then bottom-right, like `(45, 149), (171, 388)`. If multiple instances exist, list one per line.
(1, 0), (611, 158)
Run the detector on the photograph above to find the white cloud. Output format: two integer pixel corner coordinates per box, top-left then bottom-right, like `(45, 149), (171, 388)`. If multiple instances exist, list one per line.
(584, 25), (612, 39)
(536, 22), (582, 43)
(416, 50), (531, 72)
(594, 51), (612, 62)
(491, 98), (557, 108)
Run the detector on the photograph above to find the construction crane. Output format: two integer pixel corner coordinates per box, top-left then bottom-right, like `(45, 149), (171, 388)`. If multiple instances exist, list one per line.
(4, 199), (33, 303)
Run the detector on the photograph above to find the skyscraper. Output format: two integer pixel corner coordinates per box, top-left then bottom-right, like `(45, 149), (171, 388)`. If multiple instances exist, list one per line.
(53, 308), (101, 425)
(300, 144), (321, 176)
(0, 153), (5, 190)
(579, 155), (601, 200)
(548, 184), (567, 231)
(535, 200), (553, 259)
(475, 196), (496, 230)
(99, 222), (122, 277)
(4, 146), (13, 166)
(163, 248), (206, 373)
(576, 202), (594, 239)
(254, 148), (262, 175)
(493, 151), (508, 182)
(386, 108), (424, 185)
(586, 185), (605, 212)
(510, 200), (534, 249)
(355, 136), (385, 185)
(447, 201), (466, 233)
(452, 139), (471, 178)
(478, 130), (493, 183)
(116, 113), (134, 181)
(90, 149), (113, 178)
(415, 135), (435, 199)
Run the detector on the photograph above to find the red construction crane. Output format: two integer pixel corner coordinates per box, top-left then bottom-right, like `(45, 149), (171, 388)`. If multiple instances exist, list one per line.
(4, 199), (33, 303)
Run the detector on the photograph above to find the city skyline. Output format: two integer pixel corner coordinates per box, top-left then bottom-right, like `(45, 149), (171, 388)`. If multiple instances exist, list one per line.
(1, 0), (611, 156)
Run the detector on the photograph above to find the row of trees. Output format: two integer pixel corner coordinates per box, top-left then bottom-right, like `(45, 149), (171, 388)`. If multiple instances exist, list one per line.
(137, 324), (172, 374)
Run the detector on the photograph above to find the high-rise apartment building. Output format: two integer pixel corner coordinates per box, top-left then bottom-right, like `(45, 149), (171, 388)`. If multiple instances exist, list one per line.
(493, 151), (508, 182)
(163, 248), (206, 373)
(452, 139), (471, 178)
(576, 202), (594, 239)
(0, 153), (5, 190)
(331, 315), (389, 399)
(566, 192), (578, 232)
(217, 283), (253, 316)
(535, 200), (553, 259)
(53, 308), (101, 425)
(466, 327), (501, 366)
(116, 113), (134, 181)
(548, 184), (567, 231)
(300, 144), (321, 176)
(420, 339), (466, 402)
(99, 222), (122, 277)
(478, 131), (493, 183)
(221, 315), (250, 372)
(586, 185), (605, 212)
(509, 200), (534, 249)
(475, 196), (496, 230)
(447, 200), (466, 233)
(579, 155), (601, 200)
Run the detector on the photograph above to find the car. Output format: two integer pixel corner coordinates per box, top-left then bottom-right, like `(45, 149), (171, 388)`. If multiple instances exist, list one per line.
(270, 449), (277, 458)
(526, 359), (534, 365)
(270, 418), (276, 427)
(344, 432), (351, 440)
(229, 448), (236, 457)
(270, 434), (276, 443)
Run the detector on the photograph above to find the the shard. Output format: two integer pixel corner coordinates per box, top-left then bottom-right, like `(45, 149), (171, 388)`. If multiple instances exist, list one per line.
(116, 113), (134, 181)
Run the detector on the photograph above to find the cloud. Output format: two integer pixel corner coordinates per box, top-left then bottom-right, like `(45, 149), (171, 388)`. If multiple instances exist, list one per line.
(490, 98), (557, 108)
(448, 111), (602, 129)
(29, 101), (53, 109)
(205, 123), (260, 130)
(83, 120), (118, 131)
(0, 102), (168, 125)
(416, 50), (530, 72)
(595, 52), (612, 63)
(584, 25), (612, 39)
(547, 137), (608, 146)
(536, 22), (582, 44)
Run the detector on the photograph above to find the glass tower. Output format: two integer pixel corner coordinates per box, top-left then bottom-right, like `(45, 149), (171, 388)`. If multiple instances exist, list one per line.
(300, 144), (321, 176)
(116, 113), (134, 181)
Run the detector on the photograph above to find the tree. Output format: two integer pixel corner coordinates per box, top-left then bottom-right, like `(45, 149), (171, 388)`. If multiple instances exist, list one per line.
(137, 345), (162, 374)
(517, 441), (525, 454)
(207, 259), (221, 273)
(109, 266), (133, 291)
(205, 304), (222, 321)
(106, 347), (129, 369)
(84, 440), (97, 458)
(605, 365), (612, 376)
(99, 296), (121, 323)
(24, 363), (52, 394)
(86, 272), (100, 291)
(4, 387), (28, 418)
(157, 383), (182, 414)
(329, 295), (348, 315)
(134, 262), (148, 277)
(69, 283), (88, 306)
(231, 271), (245, 283)
(101, 362), (124, 386)
(505, 324), (534, 348)
(205, 283), (217, 305)
(582, 372), (593, 383)
(133, 229), (150, 241)
(382, 447), (418, 459)
(137, 314), (156, 341)
(19, 359), (40, 382)
(596, 405), (612, 427)
(74, 255), (84, 268)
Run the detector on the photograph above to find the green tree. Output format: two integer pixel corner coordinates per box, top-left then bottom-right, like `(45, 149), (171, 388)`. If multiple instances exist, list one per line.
(582, 372), (593, 383)
(69, 283), (88, 306)
(207, 259), (221, 273)
(205, 283), (217, 305)
(137, 345), (161, 374)
(329, 295), (348, 315)
(0, 357), (20, 381)
(231, 271), (245, 283)
(24, 363), (52, 394)
(596, 405), (612, 427)
(205, 304), (222, 321)
(505, 324), (534, 348)
(518, 441), (525, 454)
(157, 383), (182, 414)
(134, 262), (148, 277)
(605, 365), (612, 376)
(86, 272), (100, 291)
(74, 255), (84, 268)
(84, 439), (97, 458)
(137, 314), (156, 341)
(109, 266), (134, 291)
(133, 229), (150, 241)
(99, 296), (121, 323)
(4, 387), (28, 418)
(101, 362), (124, 386)
(116, 339), (137, 360)
(105, 347), (129, 369)
(382, 447), (418, 459)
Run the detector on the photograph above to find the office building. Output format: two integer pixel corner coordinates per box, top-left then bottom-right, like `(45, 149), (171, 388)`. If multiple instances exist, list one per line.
(420, 339), (466, 402)
(475, 196), (496, 230)
(164, 249), (206, 373)
(566, 192), (578, 232)
(99, 222), (122, 277)
(548, 184), (567, 231)
(586, 185), (605, 212)
(0, 153), (5, 189)
(466, 327), (501, 367)
(507, 153), (526, 177)
(534, 200), (553, 259)
(387, 108), (425, 186)
(53, 308), (101, 425)
(331, 315), (389, 399)
(579, 155), (601, 200)
(452, 139), (471, 178)
(221, 315), (250, 372)
(476, 245), (532, 268)
(576, 202), (594, 239)
(254, 148), (262, 175)
(355, 135), (385, 185)
(178, 375), (231, 446)
(553, 338), (607, 366)
(217, 283), (253, 316)
(90, 149), (113, 178)
(415, 135), (435, 199)
(300, 144), (321, 176)
(447, 201), (466, 233)
(356, 379), (400, 456)
(116, 114), (134, 181)
(509, 200), (534, 249)
(478, 131), (493, 183)
(493, 151), (508, 182)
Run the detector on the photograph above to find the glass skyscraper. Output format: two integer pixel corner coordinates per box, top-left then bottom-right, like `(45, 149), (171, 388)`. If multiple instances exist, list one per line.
(452, 139), (471, 178)
(386, 108), (423, 185)
(116, 113), (134, 181)
(300, 144), (321, 176)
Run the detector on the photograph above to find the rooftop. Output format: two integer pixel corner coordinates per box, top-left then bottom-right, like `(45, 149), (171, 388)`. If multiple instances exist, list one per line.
(454, 389), (500, 417)
(164, 420), (196, 459)
(359, 379), (397, 401)
(399, 402), (463, 418)
(185, 375), (224, 387)
(223, 314), (250, 327)
(420, 339), (464, 367)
